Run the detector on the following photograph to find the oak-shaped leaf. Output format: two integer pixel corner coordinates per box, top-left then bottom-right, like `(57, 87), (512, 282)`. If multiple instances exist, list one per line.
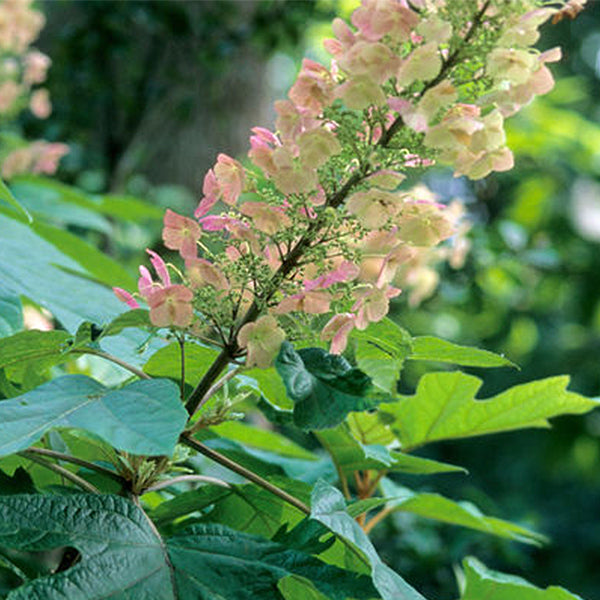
(275, 341), (387, 430)
(0, 493), (377, 600)
(380, 372), (599, 450)
(460, 557), (584, 599)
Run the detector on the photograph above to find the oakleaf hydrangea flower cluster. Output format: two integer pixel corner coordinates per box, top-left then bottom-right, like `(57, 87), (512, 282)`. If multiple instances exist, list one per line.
(115, 0), (572, 376)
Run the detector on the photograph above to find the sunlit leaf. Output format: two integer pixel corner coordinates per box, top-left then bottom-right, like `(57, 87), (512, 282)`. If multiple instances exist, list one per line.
(380, 478), (545, 545)
(410, 336), (517, 368)
(460, 557), (584, 600)
(380, 372), (599, 450)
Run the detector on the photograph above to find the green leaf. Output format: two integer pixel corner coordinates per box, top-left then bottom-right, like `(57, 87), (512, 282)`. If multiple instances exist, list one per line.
(211, 421), (318, 461)
(351, 318), (413, 392)
(410, 336), (517, 368)
(242, 367), (293, 409)
(0, 295), (23, 338)
(380, 478), (545, 545)
(0, 468), (36, 495)
(0, 494), (377, 600)
(278, 575), (331, 600)
(0, 375), (187, 457)
(0, 330), (71, 385)
(0, 178), (31, 223)
(144, 341), (220, 385)
(201, 480), (310, 538)
(311, 480), (427, 600)
(0, 493), (173, 599)
(95, 193), (164, 222)
(10, 177), (112, 233)
(317, 425), (465, 475)
(460, 557), (585, 600)
(0, 212), (129, 333)
(150, 485), (232, 528)
(31, 220), (136, 290)
(275, 341), (386, 430)
(100, 309), (152, 338)
(380, 372), (599, 450)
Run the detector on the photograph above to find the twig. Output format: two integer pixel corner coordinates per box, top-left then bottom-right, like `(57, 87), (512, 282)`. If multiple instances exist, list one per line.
(24, 447), (125, 484)
(143, 474), (231, 494)
(178, 334), (186, 401)
(180, 434), (310, 515)
(364, 505), (395, 535)
(73, 348), (151, 380)
(190, 366), (242, 421)
(18, 451), (100, 494)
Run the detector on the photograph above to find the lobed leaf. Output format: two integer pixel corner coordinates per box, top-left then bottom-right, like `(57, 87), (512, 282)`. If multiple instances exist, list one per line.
(409, 336), (517, 368)
(460, 557), (585, 600)
(380, 372), (599, 450)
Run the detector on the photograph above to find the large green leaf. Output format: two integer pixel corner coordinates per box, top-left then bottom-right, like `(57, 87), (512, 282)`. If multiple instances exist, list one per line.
(311, 480), (427, 600)
(10, 178), (112, 234)
(0, 295), (23, 338)
(0, 178), (31, 223)
(0, 494), (376, 600)
(460, 557), (585, 600)
(144, 341), (220, 385)
(0, 375), (187, 457)
(275, 342), (386, 430)
(212, 421), (317, 460)
(0, 330), (70, 376)
(351, 319), (413, 392)
(317, 425), (465, 475)
(0, 212), (127, 332)
(379, 478), (544, 545)
(380, 372), (599, 450)
(409, 336), (517, 368)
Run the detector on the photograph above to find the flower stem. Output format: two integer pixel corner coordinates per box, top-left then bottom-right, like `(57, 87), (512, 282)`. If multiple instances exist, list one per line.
(23, 446), (125, 484)
(18, 451), (100, 494)
(180, 434), (310, 515)
(73, 348), (151, 380)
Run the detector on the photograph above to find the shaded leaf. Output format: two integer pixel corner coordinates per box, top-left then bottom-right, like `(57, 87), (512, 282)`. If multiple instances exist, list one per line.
(460, 557), (585, 600)
(0, 212), (128, 333)
(0, 468), (36, 495)
(211, 421), (317, 461)
(380, 478), (545, 545)
(0, 295), (23, 338)
(0, 494), (377, 600)
(10, 178), (112, 234)
(410, 336), (517, 368)
(0, 375), (187, 457)
(275, 342), (386, 430)
(0, 178), (31, 223)
(311, 480), (427, 600)
(317, 425), (465, 475)
(380, 372), (599, 450)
